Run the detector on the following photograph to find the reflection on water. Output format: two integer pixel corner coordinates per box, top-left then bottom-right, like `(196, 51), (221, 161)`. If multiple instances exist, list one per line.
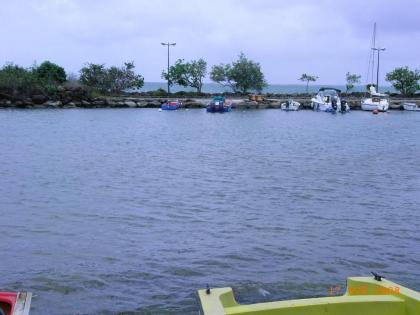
(0, 109), (419, 314)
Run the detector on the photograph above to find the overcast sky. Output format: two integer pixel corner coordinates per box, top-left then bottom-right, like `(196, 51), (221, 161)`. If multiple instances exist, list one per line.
(1, 0), (419, 85)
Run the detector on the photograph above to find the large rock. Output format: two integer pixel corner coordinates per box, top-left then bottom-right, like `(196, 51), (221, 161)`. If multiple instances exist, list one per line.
(31, 94), (48, 104)
(105, 98), (117, 107)
(92, 100), (106, 106)
(124, 100), (137, 108)
(0, 93), (12, 100)
(81, 100), (91, 107)
(44, 100), (62, 107)
(63, 102), (76, 108)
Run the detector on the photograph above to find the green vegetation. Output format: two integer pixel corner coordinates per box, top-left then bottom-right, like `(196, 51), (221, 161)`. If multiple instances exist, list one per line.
(386, 67), (420, 96)
(0, 61), (66, 97)
(35, 61), (66, 85)
(210, 53), (266, 94)
(80, 62), (144, 94)
(0, 63), (38, 96)
(299, 73), (318, 93)
(345, 72), (361, 94)
(162, 58), (207, 93)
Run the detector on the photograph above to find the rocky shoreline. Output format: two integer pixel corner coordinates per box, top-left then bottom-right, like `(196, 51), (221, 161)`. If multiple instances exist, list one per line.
(0, 86), (418, 110)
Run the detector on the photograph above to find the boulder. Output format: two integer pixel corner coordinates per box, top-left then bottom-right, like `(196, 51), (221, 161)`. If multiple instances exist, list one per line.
(105, 98), (117, 107)
(124, 100), (137, 108)
(136, 101), (148, 107)
(63, 102), (76, 108)
(81, 100), (91, 107)
(92, 100), (106, 106)
(44, 100), (62, 107)
(31, 94), (48, 104)
(0, 93), (12, 100)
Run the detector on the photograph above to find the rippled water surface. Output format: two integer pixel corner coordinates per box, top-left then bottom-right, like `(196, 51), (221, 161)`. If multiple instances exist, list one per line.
(1, 109), (419, 314)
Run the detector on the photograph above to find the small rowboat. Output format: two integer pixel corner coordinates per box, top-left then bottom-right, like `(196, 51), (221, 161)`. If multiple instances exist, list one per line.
(161, 100), (182, 110)
(198, 276), (419, 315)
(0, 292), (32, 315)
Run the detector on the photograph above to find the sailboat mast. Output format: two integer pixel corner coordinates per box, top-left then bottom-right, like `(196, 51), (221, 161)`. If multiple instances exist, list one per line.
(371, 22), (376, 84)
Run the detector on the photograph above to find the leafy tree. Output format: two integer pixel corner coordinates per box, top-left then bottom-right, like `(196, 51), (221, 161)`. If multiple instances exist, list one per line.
(385, 66), (420, 96)
(162, 58), (207, 93)
(299, 73), (318, 93)
(210, 53), (266, 94)
(345, 72), (361, 94)
(35, 61), (66, 85)
(79, 63), (107, 92)
(106, 62), (144, 94)
(80, 62), (144, 94)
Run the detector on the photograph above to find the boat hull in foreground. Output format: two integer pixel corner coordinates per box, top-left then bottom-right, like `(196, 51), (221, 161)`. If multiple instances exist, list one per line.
(0, 292), (32, 315)
(198, 277), (419, 315)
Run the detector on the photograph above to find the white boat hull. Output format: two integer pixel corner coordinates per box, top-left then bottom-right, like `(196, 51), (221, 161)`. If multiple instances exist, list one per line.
(361, 98), (389, 111)
(403, 103), (420, 111)
(281, 101), (300, 111)
(311, 101), (349, 113)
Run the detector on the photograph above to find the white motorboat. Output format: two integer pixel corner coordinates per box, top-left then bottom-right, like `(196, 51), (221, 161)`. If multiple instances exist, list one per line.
(281, 98), (300, 111)
(311, 88), (349, 113)
(361, 86), (389, 111)
(403, 102), (420, 111)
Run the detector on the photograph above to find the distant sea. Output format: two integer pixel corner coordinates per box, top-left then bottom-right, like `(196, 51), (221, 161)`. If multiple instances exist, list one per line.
(137, 82), (395, 94)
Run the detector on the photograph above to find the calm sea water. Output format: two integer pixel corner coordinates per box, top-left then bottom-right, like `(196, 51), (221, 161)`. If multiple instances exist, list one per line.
(137, 82), (395, 94)
(0, 109), (419, 315)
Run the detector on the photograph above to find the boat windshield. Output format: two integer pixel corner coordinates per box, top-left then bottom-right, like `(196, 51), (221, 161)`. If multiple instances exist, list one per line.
(320, 90), (338, 97)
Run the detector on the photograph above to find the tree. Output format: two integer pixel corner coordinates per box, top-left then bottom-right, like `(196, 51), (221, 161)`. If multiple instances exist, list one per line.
(345, 72), (361, 94)
(80, 62), (144, 94)
(299, 73), (318, 93)
(210, 53), (266, 94)
(385, 66), (420, 96)
(106, 62), (144, 94)
(79, 63), (107, 92)
(35, 61), (66, 85)
(162, 58), (207, 93)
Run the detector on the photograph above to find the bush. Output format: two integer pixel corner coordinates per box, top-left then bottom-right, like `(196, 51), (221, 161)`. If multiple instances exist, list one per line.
(35, 61), (66, 85)
(0, 61), (68, 98)
(151, 88), (167, 97)
(0, 63), (39, 96)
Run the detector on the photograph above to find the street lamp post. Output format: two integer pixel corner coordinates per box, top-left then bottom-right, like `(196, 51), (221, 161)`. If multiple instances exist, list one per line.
(372, 47), (386, 92)
(161, 42), (176, 96)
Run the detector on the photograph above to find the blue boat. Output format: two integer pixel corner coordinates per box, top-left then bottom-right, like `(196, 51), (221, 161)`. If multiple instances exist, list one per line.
(161, 100), (182, 110)
(206, 96), (232, 113)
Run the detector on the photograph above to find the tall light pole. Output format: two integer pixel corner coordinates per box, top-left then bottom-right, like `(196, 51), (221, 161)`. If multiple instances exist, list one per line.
(161, 42), (176, 96)
(372, 47), (385, 92)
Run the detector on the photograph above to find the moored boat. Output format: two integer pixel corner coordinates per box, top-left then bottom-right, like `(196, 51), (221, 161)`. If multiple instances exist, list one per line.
(311, 88), (349, 113)
(161, 100), (182, 110)
(207, 96), (232, 113)
(361, 23), (389, 112)
(198, 276), (420, 315)
(403, 102), (420, 111)
(361, 86), (389, 112)
(0, 292), (32, 315)
(281, 98), (300, 111)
